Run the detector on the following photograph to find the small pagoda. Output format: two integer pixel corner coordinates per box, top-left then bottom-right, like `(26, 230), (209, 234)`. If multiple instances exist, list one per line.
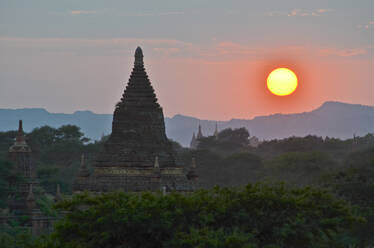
(5, 120), (55, 236)
(73, 47), (197, 193)
(7, 120), (36, 212)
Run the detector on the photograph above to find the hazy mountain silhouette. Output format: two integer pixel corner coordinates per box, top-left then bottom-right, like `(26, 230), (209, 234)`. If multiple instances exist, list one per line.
(1, 101), (373, 147)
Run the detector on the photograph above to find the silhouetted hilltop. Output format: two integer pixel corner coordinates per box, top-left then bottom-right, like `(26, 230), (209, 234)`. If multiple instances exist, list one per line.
(1, 101), (373, 146)
(0, 108), (112, 141)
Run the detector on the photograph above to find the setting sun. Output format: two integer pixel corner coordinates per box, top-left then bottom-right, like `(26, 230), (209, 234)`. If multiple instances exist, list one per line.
(267, 68), (298, 96)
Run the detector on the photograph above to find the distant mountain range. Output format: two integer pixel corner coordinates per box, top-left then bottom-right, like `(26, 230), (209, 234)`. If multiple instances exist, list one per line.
(1, 101), (373, 147)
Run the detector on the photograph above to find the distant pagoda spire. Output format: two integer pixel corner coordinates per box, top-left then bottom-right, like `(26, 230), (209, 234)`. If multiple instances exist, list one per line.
(134, 46), (144, 67)
(214, 122), (219, 139)
(190, 132), (197, 149)
(78, 154), (90, 177)
(16, 120), (26, 144)
(197, 122), (203, 139)
(72, 154), (90, 192)
(10, 120), (30, 150)
(8, 120), (32, 177)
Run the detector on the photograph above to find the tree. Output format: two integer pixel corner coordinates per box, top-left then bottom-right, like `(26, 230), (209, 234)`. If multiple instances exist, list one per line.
(32, 184), (361, 248)
(264, 151), (338, 186)
(217, 128), (250, 146)
(0, 159), (25, 208)
(56, 125), (88, 143)
(24, 125), (98, 194)
(0, 130), (17, 158)
(197, 128), (250, 155)
(330, 146), (374, 246)
(27, 126), (58, 152)
(217, 153), (263, 186)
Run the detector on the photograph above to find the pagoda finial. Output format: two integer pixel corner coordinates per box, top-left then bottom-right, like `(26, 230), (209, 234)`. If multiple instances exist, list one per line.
(214, 122), (219, 139)
(190, 132), (197, 149)
(197, 122), (203, 139)
(135, 46), (144, 67)
(16, 120), (25, 143)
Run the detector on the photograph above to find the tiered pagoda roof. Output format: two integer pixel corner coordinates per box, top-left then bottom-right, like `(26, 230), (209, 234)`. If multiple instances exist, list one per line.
(74, 47), (197, 193)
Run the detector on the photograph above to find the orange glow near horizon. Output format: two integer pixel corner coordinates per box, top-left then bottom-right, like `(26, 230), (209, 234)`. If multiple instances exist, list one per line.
(267, 68), (298, 96)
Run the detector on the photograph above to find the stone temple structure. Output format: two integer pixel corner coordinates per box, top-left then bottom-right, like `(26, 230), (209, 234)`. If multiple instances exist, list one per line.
(190, 122), (219, 149)
(73, 47), (198, 193)
(3, 120), (55, 236)
(190, 123), (203, 149)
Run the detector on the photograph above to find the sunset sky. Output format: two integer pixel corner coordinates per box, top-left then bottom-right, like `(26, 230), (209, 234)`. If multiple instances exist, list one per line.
(0, 0), (373, 120)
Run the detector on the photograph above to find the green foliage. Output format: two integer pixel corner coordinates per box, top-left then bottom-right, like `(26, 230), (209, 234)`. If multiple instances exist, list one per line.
(264, 152), (337, 186)
(0, 130), (17, 158)
(198, 128), (250, 155)
(166, 228), (257, 248)
(328, 146), (374, 245)
(0, 159), (25, 207)
(33, 184), (360, 248)
(217, 128), (250, 146)
(0, 218), (34, 248)
(331, 146), (374, 207)
(25, 125), (102, 194)
(257, 135), (374, 160)
(2, 125), (374, 245)
(215, 153), (263, 186)
(36, 194), (58, 217)
(27, 125), (87, 152)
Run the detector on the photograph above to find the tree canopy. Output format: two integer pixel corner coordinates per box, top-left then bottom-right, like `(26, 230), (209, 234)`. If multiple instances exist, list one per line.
(32, 184), (361, 248)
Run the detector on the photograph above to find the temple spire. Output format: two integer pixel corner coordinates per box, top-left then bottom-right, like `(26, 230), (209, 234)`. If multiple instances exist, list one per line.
(9, 120), (31, 154)
(197, 122), (203, 139)
(16, 120), (26, 144)
(134, 46), (144, 67)
(190, 132), (196, 148)
(78, 154), (90, 177)
(214, 122), (219, 139)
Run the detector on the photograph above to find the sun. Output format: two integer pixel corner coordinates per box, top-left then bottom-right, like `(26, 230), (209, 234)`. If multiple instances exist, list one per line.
(267, 68), (298, 96)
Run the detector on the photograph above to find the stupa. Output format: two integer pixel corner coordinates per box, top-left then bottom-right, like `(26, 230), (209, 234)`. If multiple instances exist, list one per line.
(6, 120), (55, 236)
(74, 47), (197, 193)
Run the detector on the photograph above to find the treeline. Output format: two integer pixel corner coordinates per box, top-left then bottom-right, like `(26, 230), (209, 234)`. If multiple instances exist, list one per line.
(0, 125), (105, 194)
(27, 185), (363, 248)
(0, 125), (374, 246)
(176, 128), (374, 187)
(176, 128), (374, 245)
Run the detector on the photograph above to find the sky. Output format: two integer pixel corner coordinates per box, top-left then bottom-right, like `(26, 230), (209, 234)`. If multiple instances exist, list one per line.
(0, 0), (373, 120)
